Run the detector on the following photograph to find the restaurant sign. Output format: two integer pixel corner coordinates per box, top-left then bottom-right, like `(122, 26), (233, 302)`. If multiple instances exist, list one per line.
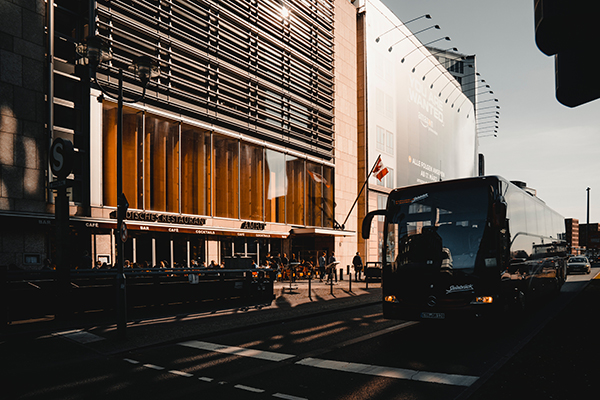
(110, 210), (206, 226)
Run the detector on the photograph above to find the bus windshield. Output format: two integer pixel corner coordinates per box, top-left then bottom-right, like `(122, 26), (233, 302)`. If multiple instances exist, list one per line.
(387, 185), (489, 272)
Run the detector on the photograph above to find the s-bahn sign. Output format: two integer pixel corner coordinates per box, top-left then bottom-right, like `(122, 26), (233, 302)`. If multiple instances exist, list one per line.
(49, 138), (74, 179)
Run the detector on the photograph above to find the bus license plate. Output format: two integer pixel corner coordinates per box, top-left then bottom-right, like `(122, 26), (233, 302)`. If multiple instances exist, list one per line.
(421, 312), (445, 320)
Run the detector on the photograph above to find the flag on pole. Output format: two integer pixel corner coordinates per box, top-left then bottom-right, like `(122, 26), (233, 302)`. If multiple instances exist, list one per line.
(308, 169), (330, 188)
(372, 156), (389, 181)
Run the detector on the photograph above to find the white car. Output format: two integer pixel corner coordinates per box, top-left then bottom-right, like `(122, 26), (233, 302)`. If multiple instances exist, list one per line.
(567, 256), (591, 275)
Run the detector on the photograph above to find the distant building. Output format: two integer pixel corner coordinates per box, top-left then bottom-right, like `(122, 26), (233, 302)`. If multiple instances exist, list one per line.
(578, 223), (600, 254)
(427, 48), (477, 107)
(565, 218), (580, 254)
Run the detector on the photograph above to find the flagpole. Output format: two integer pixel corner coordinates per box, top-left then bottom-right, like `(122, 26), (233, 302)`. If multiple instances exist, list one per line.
(341, 155), (382, 229)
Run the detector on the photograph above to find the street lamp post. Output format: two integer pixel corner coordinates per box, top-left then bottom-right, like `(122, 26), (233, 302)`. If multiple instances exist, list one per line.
(586, 187), (591, 254)
(76, 36), (159, 339)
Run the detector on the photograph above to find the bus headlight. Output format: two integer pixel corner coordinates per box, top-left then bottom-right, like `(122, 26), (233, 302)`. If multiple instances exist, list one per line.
(471, 296), (494, 304)
(384, 295), (400, 303)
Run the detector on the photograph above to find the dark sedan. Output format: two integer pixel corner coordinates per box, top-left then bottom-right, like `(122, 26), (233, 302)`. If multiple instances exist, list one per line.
(567, 256), (591, 275)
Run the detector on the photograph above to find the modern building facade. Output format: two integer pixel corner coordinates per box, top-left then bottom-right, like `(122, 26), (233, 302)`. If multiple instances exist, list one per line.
(356, 0), (478, 262)
(0, 0), (359, 270)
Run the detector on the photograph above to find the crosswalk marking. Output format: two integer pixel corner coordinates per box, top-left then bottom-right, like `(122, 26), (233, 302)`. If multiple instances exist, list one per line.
(179, 340), (479, 387)
(179, 340), (295, 362)
(296, 357), (479, 387)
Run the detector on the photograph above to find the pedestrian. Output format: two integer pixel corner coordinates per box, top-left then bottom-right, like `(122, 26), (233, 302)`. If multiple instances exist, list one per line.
(353, 251), (363, 281)
(318, 251), (326, 282)
(328, 252), (337, 282)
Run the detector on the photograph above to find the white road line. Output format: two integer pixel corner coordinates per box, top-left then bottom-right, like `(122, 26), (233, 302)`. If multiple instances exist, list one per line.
(179, 340), (295, 362)
(199, 377), (213, 382)
(272, 393), (309, 400)
(123, 358), (139, 364)
(295, 358), (478, 387)
(169, 370), (193, 378)
(234, 384), (265, 393)
(143, 364), (165, 371)
(178, 336), (479, 387)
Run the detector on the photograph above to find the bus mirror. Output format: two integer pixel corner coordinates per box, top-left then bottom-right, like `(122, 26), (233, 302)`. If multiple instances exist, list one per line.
(362, 209), (386, 239)
(493, 199), (507, 227)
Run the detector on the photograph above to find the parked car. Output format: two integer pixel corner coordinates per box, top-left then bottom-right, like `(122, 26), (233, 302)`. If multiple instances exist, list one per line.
(567, 256), (591, 275)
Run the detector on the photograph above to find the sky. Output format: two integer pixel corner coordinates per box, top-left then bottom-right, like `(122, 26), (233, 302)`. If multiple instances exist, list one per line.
(379, 0), (600, 224)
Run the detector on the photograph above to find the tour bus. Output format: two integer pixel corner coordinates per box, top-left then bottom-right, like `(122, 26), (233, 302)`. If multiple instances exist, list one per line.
(362, 176), (567, 321)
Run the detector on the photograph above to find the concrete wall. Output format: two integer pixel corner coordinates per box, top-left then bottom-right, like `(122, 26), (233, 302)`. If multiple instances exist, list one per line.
(0, 0), (49, 268)
(334, 0), (359, 269)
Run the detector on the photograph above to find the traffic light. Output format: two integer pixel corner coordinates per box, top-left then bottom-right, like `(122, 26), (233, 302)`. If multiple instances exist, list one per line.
(534, 0), (600, 107)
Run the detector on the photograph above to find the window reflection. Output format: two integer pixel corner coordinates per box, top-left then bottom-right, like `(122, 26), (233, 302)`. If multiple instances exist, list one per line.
(102, 106), (333, 228)
(144, 115), (179, 212)
(240, 142), (264, 220)
(214, 134), (239, 219)
(265, 149), (286, 223)
(286, 155), (305, 225)
(181, 125), (210, 216)
(306, 161), (323, 227)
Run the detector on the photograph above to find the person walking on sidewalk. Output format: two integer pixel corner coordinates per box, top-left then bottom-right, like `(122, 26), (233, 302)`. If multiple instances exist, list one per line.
(318, 252), (326, 282)
(328, 252), (337, 282)
(353, 251), (363, 281)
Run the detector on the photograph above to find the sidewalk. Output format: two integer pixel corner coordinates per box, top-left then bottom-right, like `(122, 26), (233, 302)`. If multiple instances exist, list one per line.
(49, 278), (382, 355)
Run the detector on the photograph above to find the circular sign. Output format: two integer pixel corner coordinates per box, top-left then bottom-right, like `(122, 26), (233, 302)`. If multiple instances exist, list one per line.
(120, 222), (128, 243)
(49, 138), (75, 179)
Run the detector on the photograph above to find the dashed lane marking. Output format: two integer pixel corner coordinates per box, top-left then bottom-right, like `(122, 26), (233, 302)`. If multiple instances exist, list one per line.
(169, 370), (194, 378)
(272, 393), (309, 400)
(143, 363), (165, 371)
(234, 384), (265, 393)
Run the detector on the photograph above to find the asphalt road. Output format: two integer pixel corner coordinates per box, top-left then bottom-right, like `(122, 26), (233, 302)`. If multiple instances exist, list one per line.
(4, 269), (597, 400)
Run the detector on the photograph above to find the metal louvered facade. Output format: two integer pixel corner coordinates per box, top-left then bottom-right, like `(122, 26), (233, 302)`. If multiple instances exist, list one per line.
(94, 0), (336, 160)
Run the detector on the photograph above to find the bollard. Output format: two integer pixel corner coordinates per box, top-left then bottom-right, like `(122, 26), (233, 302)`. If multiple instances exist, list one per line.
(330, 272), (334, 295)
(308, 273), (312, 300)
(349, 270), (352, 292)
(339, 268), (343, 281)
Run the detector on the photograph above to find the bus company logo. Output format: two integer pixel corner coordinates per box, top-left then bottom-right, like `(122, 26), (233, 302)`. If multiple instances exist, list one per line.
(446, 284), (474, 295)
(427, 295), (437, 307)
(411, 193), (429, 203)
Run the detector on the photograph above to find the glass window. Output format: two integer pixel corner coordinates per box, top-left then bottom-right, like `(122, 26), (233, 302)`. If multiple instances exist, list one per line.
(144, 115), (180, 212)
(213, 134), (239, 219)
(322, 166), (334, 228)
(286, 155), (305, 225)
(181, 125), (211, 216)
(386, 130), (394, 155)
(306, 162), (323, 227)
(240, 142), (264, 221)
(376, 126), (385, 151)
(102, 103), (142, 208)
(265, 149), (286, 223)
(386, 168), (395, 189)
(102, 104), (117, 207)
